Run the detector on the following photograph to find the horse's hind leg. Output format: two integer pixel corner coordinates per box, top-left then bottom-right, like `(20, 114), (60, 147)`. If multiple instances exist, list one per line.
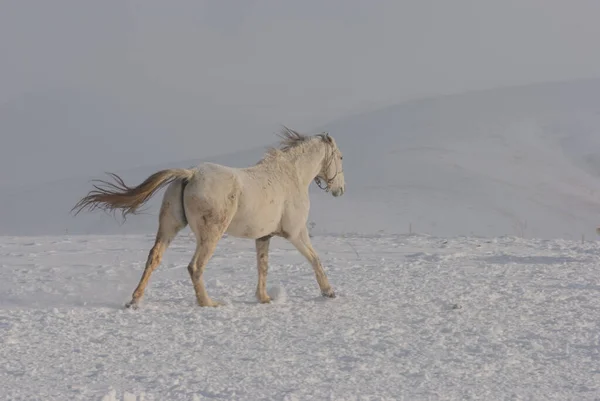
(125, 182), (187, 309)
(186, 236), (222, 307)
(186, 202), (237, 307)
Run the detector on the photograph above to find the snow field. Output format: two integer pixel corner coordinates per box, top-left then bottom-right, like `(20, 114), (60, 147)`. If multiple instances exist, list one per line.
(1, 233), (600, 400)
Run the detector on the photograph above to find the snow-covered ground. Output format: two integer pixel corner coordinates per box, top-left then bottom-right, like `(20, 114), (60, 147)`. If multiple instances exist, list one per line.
(2, 233), (599, 400)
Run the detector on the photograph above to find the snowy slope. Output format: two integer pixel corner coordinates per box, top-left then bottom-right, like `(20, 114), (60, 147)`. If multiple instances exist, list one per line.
(311, 78), (600, 239)
(2, 78), (600, 238)
(2, 233), (600, 400)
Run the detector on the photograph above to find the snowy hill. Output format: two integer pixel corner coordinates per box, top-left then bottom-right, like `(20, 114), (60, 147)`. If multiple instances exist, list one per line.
(313, 78), (600, 239)
(2, 78), (600, 239)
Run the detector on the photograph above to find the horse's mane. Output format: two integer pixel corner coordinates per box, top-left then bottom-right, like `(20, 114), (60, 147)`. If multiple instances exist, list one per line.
(277, 126), (330, 151)
(276, 126), (310, 151)
(255, 126), (329, 166)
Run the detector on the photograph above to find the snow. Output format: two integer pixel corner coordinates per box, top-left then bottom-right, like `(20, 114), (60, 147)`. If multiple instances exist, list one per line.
(2, 233), (600, 400)
(3, 78), (600, 399)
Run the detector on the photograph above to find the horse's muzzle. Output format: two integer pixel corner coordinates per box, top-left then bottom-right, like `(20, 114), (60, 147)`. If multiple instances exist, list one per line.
(332, 187), (345, 197)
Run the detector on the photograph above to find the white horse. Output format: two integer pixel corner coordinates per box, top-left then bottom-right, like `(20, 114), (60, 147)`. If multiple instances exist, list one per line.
(72, 127), (345, 308)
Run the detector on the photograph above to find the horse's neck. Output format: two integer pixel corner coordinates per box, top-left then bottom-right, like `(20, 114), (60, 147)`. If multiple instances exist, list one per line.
(286, 141), (325, 189)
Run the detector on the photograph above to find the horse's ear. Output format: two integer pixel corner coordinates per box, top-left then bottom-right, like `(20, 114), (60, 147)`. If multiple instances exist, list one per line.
(322, 132), (332, 143)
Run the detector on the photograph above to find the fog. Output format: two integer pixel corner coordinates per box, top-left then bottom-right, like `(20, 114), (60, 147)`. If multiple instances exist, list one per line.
(2, 0), (600, 188)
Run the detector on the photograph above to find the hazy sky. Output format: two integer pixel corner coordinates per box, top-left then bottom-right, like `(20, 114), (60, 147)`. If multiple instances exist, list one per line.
(2, 0), (600, 187)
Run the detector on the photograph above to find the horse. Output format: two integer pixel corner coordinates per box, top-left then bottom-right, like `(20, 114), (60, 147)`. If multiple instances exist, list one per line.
(72, 127), (346, 308)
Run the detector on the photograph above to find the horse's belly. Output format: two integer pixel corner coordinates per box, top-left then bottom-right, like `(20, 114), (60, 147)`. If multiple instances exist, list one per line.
(225, 207), (280, 239)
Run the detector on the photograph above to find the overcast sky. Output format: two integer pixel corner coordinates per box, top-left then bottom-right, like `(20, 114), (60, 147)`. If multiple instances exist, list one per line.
(2, 0), (600, 188)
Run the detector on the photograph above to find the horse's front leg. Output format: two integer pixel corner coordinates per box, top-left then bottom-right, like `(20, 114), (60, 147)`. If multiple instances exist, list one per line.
(255, 235), (272, 303)
(288, 228), (335, 298)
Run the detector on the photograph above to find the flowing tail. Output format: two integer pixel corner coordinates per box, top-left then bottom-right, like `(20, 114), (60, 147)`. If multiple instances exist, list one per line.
(71, 168), (195, 219)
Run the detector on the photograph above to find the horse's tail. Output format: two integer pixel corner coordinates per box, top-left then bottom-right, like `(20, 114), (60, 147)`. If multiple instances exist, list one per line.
(71, 168), (195, 219)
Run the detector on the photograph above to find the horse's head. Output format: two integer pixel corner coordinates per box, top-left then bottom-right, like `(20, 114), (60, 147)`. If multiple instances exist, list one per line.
(316, 132), (345, 197)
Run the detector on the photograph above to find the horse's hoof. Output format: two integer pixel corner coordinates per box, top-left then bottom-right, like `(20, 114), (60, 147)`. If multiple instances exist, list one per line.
(256, 293), (272, 304)
(124, 301), (139, 310)
(322, 290), (336, 298)
(198, 300), (223, 307)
